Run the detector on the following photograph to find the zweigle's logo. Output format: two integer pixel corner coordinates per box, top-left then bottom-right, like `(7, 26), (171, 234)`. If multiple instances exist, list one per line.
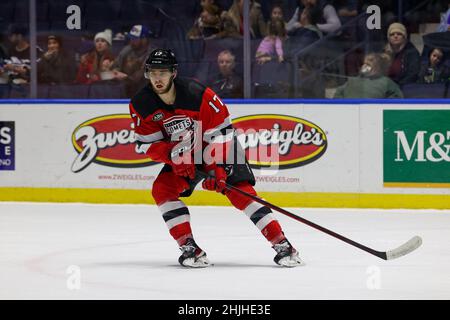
(232, 114), (327, 169)
(383, 110), (450, 188)
(71, 114), (155, 172)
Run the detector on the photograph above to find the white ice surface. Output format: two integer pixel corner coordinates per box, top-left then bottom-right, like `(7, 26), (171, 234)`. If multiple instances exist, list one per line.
(0, 202), (449, 300)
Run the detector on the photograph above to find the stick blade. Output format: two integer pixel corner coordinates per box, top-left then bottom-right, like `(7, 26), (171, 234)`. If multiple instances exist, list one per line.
(385, 236), (423, 260)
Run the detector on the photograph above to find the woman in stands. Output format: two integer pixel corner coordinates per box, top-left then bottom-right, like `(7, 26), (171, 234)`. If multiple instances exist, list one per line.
(384, 22), (421, 86)
(225, 0), (267, 38)
(187, 4), (222, 40)
(38, 35), (76, 84)
(75, 29), (115, 84)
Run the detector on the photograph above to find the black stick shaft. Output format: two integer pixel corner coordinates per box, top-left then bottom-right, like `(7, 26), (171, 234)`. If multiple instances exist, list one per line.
(199, 171), (386, 260)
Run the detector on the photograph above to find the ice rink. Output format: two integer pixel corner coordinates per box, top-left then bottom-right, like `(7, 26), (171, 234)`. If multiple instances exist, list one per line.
(0, 201), (449, 300)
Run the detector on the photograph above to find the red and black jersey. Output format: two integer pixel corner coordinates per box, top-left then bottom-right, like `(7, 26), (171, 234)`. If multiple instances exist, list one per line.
(129, 77), (233, 165)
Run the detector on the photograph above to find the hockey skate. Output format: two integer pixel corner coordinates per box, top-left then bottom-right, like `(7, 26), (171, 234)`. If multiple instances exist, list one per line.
(273, 239), (304, 267)
(178, 238), (210, 268)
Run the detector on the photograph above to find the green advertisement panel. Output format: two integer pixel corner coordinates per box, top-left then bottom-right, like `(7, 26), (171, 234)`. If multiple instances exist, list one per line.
(383, 110), (450, 188)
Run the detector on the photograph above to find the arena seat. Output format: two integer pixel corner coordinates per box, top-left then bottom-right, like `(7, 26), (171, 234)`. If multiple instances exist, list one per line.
(402, 83), (448, 98)
(252, 60), (293, 98)
(48, 84), (89, 99)
(88, 82), (126, 99)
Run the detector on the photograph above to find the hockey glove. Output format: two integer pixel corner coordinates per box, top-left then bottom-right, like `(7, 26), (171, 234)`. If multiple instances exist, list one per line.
(202, 165), (227, 193)
(171, 153), (196, 179)
(172, 161), (196, 180)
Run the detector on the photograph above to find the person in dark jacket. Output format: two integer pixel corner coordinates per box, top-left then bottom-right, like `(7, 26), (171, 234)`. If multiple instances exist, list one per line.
(38, 35), (76, 84)
(286, 0), (341, 35)
(384, 22), (421, 85)
(287, 5), (325, 98)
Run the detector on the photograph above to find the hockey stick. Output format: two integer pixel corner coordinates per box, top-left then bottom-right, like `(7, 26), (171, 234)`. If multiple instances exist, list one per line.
(198, 171), (422, 260)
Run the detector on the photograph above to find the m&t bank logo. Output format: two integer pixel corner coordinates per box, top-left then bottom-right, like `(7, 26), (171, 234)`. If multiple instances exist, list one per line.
(383, 110), (450, 188)
(0, 121), (15, 171)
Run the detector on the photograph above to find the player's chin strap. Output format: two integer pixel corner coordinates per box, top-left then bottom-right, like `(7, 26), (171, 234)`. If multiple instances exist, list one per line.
(197, 171), (423, 261)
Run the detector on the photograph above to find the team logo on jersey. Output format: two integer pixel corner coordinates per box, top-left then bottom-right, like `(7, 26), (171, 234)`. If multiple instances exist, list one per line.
(163, 116), (193, 135)
(71, 114), (156, 172)
(232, 114), (327, 169)
(152, 112), (164, 121)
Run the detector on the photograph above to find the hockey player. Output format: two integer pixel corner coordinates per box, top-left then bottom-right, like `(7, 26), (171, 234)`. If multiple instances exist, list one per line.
(129, 48), (303, 268)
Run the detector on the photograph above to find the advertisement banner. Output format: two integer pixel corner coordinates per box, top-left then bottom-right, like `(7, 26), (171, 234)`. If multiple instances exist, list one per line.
(233, 114), (328, 169)
(383, 110), (450, 188)
(1, 102), (449, 204)
(0, 121), (15, 171)
(71, 113), (156, 173)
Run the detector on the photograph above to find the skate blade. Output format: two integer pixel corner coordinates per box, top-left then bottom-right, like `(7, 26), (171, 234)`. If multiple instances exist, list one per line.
(181, 257), (211, 268)
(277, 255), (305, 268)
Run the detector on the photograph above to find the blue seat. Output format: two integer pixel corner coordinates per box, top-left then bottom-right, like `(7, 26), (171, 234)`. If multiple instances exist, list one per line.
(0, 84), (11, 99)
(252, 60), (293, 98)
(37, 85), (50, 99)
(8, 84), (30, 98)
(402, 83), (447, 99)
(88, 81), (126, 99)
(48, 84), (89, 99)
(4, 84), (57, 99)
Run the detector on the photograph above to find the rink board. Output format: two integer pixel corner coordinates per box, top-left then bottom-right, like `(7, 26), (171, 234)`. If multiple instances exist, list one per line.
(0, 100), (449, 208)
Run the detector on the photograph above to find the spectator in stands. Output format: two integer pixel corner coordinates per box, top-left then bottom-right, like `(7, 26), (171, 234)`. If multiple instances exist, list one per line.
(437, 2), (450, 32)
(333, 53), (403, 98)
(334, 0), (358, 25)
(3, 24), (43, 86)
(270, 4), (285, 22)
(37, 35), (76, 84)
(255, 18), (286, 64)
(384, 22), (421, 85)
(286, 5), (325, 98)
(334, 0), (358, 41)
(225, 0), (267, 38)
(188, 4), (222, 40)
(112, 25), (154, 97)
(208, 49), (243, 98)
(286, 0), (341, 35)
(216, 11), (242, 39)
(287, 4), (323, 41)
(418, 48), (450, 83)
(75, 29), (115, 84)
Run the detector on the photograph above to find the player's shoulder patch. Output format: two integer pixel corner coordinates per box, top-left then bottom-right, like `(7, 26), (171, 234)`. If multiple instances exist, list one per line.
(130, 86), (161, 119)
